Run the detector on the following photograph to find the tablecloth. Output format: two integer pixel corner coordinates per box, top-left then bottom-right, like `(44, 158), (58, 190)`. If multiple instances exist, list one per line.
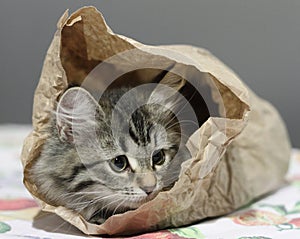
(1, 125), (299, 239)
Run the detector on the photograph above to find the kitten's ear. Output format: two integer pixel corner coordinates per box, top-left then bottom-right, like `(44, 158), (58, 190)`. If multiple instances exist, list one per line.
(148, 71), (186, 111)
(56, 87), (102, 142)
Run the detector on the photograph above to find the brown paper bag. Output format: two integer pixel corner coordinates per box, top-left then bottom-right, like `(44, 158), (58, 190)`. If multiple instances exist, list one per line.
(21, 6), (291, 235)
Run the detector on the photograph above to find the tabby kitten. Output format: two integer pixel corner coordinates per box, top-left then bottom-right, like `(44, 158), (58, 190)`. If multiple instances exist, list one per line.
(29, 81), (191, 223)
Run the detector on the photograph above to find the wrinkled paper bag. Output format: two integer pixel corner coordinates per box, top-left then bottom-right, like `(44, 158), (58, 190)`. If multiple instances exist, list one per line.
(21, 6), (291, 236)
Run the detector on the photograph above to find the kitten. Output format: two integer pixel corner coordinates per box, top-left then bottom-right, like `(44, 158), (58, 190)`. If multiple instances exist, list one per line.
(29, 80), (192, 224)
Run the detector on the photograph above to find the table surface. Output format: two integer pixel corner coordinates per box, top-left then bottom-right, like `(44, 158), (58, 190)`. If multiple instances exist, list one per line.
(0, 125), (300, 239)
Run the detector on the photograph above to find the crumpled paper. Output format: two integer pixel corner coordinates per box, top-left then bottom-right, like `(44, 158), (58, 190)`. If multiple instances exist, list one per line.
(21, 6), (291, 236)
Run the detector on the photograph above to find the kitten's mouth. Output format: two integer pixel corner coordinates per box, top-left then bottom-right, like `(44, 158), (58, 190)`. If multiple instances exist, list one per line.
(124, 191), (159, 209)
(88, 191), (161, 223)
(131, 184), (175, 207)
(146, 191), (159, 200)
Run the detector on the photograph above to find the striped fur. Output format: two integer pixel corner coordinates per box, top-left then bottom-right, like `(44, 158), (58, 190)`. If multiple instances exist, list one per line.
(29, 85), (191, 223)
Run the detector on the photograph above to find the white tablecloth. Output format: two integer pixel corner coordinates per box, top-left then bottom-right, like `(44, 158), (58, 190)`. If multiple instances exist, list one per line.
(1, 125), (299, 239)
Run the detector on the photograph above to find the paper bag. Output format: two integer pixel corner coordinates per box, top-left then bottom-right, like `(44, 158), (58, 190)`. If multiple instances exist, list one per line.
(21, 6), (291, 235)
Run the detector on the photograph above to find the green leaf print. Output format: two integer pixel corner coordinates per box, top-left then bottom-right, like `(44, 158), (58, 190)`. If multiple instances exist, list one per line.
(289, 201), (300, 214)
(259, 204), (287, 215)
(0, 222), (11, 233)
(259, 201), (300, 215)
(169, 227), (205, 239)
(292, 180), (300, 189)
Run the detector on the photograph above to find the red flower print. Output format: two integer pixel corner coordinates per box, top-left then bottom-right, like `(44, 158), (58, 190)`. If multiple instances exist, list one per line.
(288, 218), (300, 228)
(0, 198), (38, 210)
(121, 231), (190, 239)
(232, 209), (288, 226)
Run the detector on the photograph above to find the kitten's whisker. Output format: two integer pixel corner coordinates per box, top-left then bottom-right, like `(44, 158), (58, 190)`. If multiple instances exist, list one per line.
(167, 131), (191, 140)
(77, 195), (119, 214)
(61, 195), (88, 205)
(175, 89), (197, 115)
(162, 112), (179, 129)
(84, 194), (118, 209)
(118, 191), (144, 196)
(92, 194), (118, 203)
(63, 191), (100, 196)
(166, 119), (199, 131)
(61, 192), (100, 201)
(101, 197), (124, 219)
(68, 198), (96, 209)
(67, 193), (118, 212)
(111, 198), (127, 216)
(161, 89), (197, 128)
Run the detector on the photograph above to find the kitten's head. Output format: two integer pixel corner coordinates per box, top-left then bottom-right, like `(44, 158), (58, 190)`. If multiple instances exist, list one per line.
(37, 77), (192, 222)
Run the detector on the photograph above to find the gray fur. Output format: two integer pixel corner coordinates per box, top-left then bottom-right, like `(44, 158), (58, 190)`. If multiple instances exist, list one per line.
(29, 84), (191, 223)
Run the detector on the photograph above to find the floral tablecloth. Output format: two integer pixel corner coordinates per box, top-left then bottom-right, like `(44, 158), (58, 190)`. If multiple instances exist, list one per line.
(0, 125), (299, 239)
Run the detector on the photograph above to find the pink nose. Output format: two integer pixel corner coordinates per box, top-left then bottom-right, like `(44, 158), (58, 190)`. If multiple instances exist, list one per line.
(137, 172), (157, 195)
(140, 185), (156, 195)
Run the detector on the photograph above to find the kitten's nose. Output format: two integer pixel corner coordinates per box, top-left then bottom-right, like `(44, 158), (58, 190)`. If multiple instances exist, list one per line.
(140, 185), (156, 195)
(138, 172), (157, 195)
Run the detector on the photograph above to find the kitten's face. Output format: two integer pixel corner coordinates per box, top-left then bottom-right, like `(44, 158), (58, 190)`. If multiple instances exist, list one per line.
(31, 83), (191, 223)
(82, 108), (182, 209)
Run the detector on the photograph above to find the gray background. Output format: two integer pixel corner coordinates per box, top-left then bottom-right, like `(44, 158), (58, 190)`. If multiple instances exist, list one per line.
(0, 0), (299, 147)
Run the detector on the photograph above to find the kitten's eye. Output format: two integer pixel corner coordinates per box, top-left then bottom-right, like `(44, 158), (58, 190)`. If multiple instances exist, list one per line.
(152, 149), (165, 166)
(110, 155), (128, 172)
